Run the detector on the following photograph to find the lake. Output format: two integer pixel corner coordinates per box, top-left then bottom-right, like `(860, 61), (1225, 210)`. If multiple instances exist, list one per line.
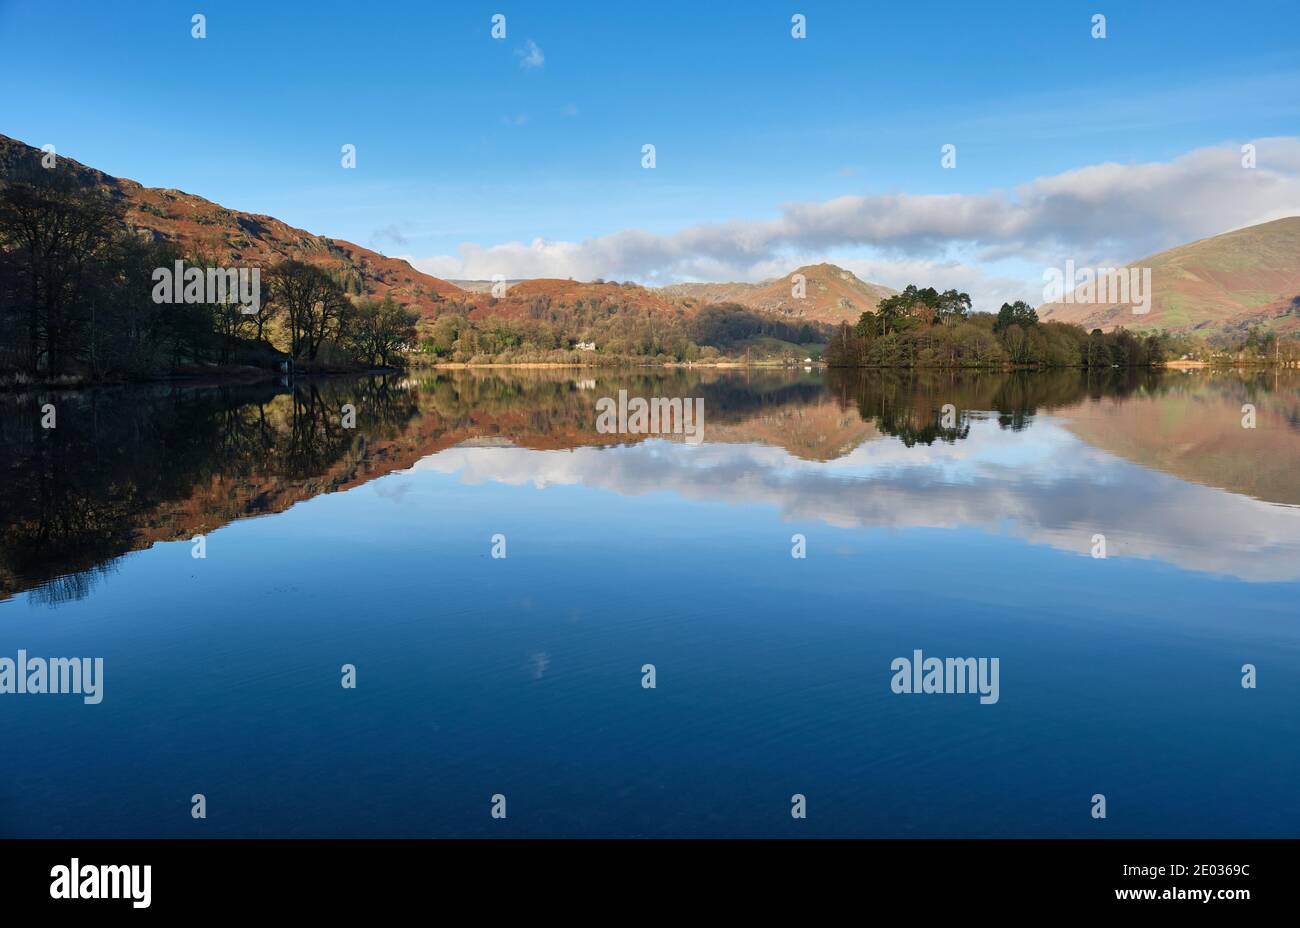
(1, 367), (1298, 837)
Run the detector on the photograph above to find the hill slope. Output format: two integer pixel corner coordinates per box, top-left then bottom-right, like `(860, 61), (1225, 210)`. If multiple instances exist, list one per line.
(1038, 217), (1300, 338)
(462, 277), (680, 319)
(0, 133), (463, 316)
(659, 263), (895, 324)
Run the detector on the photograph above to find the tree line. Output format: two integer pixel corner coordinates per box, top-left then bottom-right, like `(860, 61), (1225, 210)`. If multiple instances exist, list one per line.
(0, 164), (418, 383)
(414, 298), (833, 364)
(823, 285), (1172, 368)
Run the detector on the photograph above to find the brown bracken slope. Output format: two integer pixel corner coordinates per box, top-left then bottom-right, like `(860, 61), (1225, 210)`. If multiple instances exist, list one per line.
(1038, 217), (1300, 338)
(659, 263), (896, 324)
(0, 133), (464, 316)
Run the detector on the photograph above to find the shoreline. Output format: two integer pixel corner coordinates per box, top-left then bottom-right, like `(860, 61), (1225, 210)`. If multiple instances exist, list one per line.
(0, 364), (404, 393)
(5, 358), (1294, 390)
(417, 360), (808, 370)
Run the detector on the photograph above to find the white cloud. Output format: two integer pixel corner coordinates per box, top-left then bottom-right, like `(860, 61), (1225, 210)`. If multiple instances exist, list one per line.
(834, 258), (1036, 311)
(411, 138), (1300, 300)
(515, 39), (544, 69)
(410, 415), (1300, 582)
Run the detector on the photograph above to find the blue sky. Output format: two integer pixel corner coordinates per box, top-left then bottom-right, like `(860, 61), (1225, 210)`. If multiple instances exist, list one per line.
(2, 0), (1298, 305)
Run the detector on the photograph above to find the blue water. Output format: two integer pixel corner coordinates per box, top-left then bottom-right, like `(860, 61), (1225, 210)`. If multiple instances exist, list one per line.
(1, 370), (1297, 836)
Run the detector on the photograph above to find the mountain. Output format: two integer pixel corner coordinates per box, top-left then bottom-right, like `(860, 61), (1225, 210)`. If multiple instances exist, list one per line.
(0, 134), (854, 329)
(1038, 217), (1300, 338)
(659, 263), (895, 324)
(0, 133), (464, 316)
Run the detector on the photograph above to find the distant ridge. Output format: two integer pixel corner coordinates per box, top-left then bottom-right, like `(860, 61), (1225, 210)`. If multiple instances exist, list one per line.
(659, 263), (895, 324)
(1038, 217), (1300, 339)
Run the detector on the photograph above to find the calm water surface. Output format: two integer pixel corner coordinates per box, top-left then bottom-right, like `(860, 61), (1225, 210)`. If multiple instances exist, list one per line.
(2, 368), (1298, 837)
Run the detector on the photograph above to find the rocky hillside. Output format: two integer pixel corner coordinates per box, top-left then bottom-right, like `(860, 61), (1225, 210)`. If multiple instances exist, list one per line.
(461, 277), (681, 319)
(659, 263), (895, 324)
(0, 133), (464, 316)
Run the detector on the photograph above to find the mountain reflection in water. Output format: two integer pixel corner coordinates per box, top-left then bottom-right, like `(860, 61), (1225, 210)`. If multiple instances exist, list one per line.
(2, 367), (1298, 602)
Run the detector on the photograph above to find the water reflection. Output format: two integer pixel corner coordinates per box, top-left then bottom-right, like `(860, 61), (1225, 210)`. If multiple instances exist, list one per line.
(2, 367), (1297, 600)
